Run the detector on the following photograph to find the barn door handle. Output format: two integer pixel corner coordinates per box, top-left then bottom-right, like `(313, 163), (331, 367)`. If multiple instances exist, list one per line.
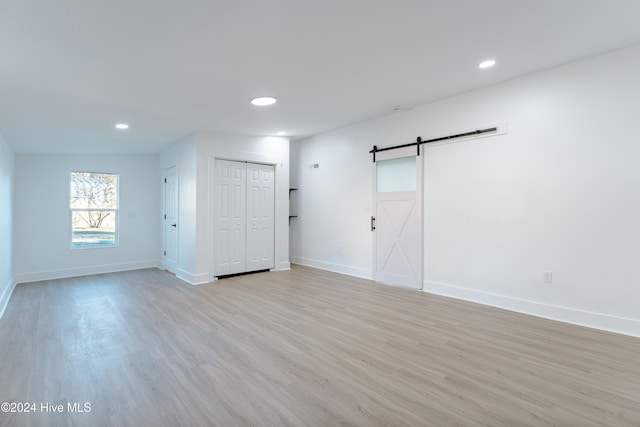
(371, 216), (376, 231)
(171, 224), (177, 227)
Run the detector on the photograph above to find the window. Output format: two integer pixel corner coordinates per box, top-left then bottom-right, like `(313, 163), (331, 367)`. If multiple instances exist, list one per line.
(70, 172), (118, 248)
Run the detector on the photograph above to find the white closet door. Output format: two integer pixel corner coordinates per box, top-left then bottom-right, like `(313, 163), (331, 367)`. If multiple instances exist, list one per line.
(246, 163), (275, 271)
(214, 159), (246, 276)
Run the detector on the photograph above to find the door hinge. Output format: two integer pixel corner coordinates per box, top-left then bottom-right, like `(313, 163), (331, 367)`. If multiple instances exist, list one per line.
(164, 178), (167, 183)
(371, 216), (376, 231)
(164, 214), (166, 219)
(164, 250), (166, 256)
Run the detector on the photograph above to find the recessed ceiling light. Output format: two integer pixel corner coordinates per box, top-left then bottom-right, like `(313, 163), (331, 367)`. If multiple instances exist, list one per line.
(251, 96), (277, 106)
(277, 131), (286, 136)
(115, 123), (129, 129)
(478, 59), (496, 69)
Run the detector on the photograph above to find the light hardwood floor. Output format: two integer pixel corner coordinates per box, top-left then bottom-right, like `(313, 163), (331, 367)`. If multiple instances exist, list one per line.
(0, 266), (639, 426)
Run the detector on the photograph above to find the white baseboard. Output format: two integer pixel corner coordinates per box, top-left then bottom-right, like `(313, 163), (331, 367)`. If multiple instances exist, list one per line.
(0, 276), (17, 320)
(277, 261), (291, 271)
(290, 256), (373, 280)
(15, 260), (162, 284)
(423, 280), (640, 338)
(176, 269), (211, 286)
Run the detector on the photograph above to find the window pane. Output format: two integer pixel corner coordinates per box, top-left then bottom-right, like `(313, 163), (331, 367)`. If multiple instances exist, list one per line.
(72, 211), (117, 247)
(376, 156), (416, 192)
(71, 172), (118, 209)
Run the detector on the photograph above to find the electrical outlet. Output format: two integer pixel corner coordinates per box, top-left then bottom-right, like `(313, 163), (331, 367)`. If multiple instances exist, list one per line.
(543, 271), (553, 284)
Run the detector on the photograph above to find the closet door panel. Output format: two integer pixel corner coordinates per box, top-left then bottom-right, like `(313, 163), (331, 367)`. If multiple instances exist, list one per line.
(246, 163), (275, 272)
(259, 166), (275, 270)
(215, 159), (246, 276)
(246, 167), (261, 272)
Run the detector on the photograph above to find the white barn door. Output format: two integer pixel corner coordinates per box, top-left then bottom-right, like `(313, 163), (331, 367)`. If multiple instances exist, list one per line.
(373, 147), (423, 289)
(246, 163), (275, 272)
(214, 159), (246, 276)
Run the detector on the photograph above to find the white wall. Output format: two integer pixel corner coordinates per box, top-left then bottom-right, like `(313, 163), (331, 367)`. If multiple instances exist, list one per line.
(290, 127), (373, 278)
(0, 133), (15, 318)
(291, 44), (640, 337)
(14, 154), (160, 282)
(160, 133), (290, 284)
(160, 135), (200, 283)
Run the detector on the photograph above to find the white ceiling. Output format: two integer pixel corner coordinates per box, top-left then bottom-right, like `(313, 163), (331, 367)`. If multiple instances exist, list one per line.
(2, 0), (640, 154)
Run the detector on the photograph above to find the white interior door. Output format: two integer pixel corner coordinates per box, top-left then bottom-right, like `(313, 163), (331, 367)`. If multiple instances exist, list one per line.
(246, 163), (275, 272)
(373, 148), (423, 289)
(214, 159), (246, 276)
(164, 166), (178, 273)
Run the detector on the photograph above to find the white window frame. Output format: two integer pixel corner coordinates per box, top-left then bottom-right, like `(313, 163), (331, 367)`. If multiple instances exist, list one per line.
(70, 171), (119, 249)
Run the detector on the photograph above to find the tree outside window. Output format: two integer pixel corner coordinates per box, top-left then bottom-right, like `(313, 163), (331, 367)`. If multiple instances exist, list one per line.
(70, 172), (118, 248)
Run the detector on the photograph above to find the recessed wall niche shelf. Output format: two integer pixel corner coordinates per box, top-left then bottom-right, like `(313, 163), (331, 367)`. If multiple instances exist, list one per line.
(289, 188), (298, 225)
